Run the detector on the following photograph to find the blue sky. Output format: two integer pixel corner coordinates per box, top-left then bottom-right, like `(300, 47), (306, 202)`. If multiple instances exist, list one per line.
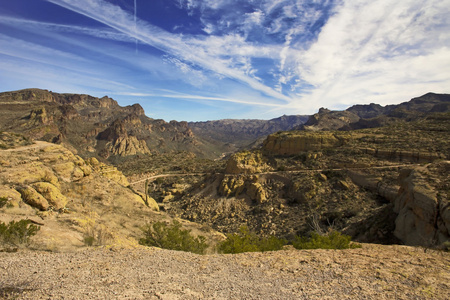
(0, 0), (449, 121)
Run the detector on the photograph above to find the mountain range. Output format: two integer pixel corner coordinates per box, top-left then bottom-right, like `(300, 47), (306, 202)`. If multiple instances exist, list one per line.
(1, 89), (449, 163)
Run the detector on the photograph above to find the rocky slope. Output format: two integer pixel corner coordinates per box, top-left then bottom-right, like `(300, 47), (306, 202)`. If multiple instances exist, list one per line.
(0, 89), (223, 161)
(0, 137), (221, 251)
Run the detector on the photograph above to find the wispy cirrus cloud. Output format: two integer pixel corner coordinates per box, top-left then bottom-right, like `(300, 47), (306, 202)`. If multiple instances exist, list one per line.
(46, 0), (292, 104)
(114, 90), (281, 107)
(0, 15), (134, 43)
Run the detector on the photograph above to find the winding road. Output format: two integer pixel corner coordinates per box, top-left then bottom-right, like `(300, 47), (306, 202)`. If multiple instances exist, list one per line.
(128, 163), (421, 186)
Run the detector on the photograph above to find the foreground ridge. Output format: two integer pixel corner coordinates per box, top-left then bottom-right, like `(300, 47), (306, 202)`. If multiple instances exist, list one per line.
(1, 244), (449, 299)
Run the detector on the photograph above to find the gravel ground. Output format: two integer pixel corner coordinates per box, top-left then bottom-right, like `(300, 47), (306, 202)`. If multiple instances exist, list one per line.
(1, 244), (449, 299)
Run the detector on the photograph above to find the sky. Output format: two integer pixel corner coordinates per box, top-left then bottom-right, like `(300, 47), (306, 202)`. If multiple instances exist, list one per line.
(0, 0), (449, 122)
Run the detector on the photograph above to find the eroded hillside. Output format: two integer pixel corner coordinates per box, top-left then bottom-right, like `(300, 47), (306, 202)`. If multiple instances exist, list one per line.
(0, 136), (222, 251)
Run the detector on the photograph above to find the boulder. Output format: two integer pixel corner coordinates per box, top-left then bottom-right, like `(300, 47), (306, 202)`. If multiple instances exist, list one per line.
(0, 187), (22, 207)
(17, 186), (49, 211)
(53, 162), (84, 182)
(32, 182), (67, 209)
(248, 182), (267, 204)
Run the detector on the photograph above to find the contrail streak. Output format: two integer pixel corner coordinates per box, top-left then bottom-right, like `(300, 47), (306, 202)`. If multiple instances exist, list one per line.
(134, 0), (137, 53)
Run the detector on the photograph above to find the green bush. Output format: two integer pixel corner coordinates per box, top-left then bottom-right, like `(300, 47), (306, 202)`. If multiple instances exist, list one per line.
(0, 220), (40, 247)
(218, 226), (286, 254)
(139, 220), (208, 254)
(293, 230), (361, 250)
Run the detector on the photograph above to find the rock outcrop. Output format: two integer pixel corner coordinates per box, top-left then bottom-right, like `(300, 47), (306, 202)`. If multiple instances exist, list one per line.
(299, 108), (360, 131)
(28, 107), (51, 125)
(393, 163), (450, 247)
(0, 136), (179, 250)
(359, 148), (446, 163)
(225, 151), (271, 174)
(0, 139), (155, 212)
(32, 182), (68, 209)
(105, 136), (150, 157)
(219, 175), (267, 203)
(97, 119), (151, 157)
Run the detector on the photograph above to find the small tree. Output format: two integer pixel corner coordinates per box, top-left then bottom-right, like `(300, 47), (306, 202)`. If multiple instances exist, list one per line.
(139, 220), (208, 254)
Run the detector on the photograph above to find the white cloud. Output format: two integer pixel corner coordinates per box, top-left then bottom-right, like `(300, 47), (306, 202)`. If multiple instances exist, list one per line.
(46, 0), (291, 104)
(290, 0), (450, 111)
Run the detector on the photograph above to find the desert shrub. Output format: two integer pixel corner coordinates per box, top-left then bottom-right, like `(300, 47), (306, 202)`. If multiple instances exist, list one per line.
(218, 226), (286, 254)
(443, 241), (450, 252)
(292, 230), (361, 250)
(0, 197), (8, 208)
(82, 223), (113, 247)
(139, 220), (208, 254)
(79, 213), (114, 247)
(0, 220), (40, 247)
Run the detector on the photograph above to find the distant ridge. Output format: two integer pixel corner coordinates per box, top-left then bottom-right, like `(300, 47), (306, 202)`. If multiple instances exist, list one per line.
(189, 114), (309, 148)
(296, 92), (450, 131)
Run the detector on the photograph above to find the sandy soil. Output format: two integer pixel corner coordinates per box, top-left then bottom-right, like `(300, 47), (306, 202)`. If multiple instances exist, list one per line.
(1, 244), (449, 299)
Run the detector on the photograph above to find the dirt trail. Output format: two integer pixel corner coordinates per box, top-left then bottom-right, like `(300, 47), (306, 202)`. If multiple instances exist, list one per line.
(1, 141), (51, 152)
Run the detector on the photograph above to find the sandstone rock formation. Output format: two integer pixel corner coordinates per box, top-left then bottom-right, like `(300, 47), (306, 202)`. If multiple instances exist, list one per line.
(0, 140), (152, 213)
(225, 151), (271, 174)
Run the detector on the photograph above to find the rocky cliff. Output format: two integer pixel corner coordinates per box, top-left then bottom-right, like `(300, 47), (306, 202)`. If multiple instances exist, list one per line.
(262, 131), (347, 155)
(393, 162), (450, 246)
